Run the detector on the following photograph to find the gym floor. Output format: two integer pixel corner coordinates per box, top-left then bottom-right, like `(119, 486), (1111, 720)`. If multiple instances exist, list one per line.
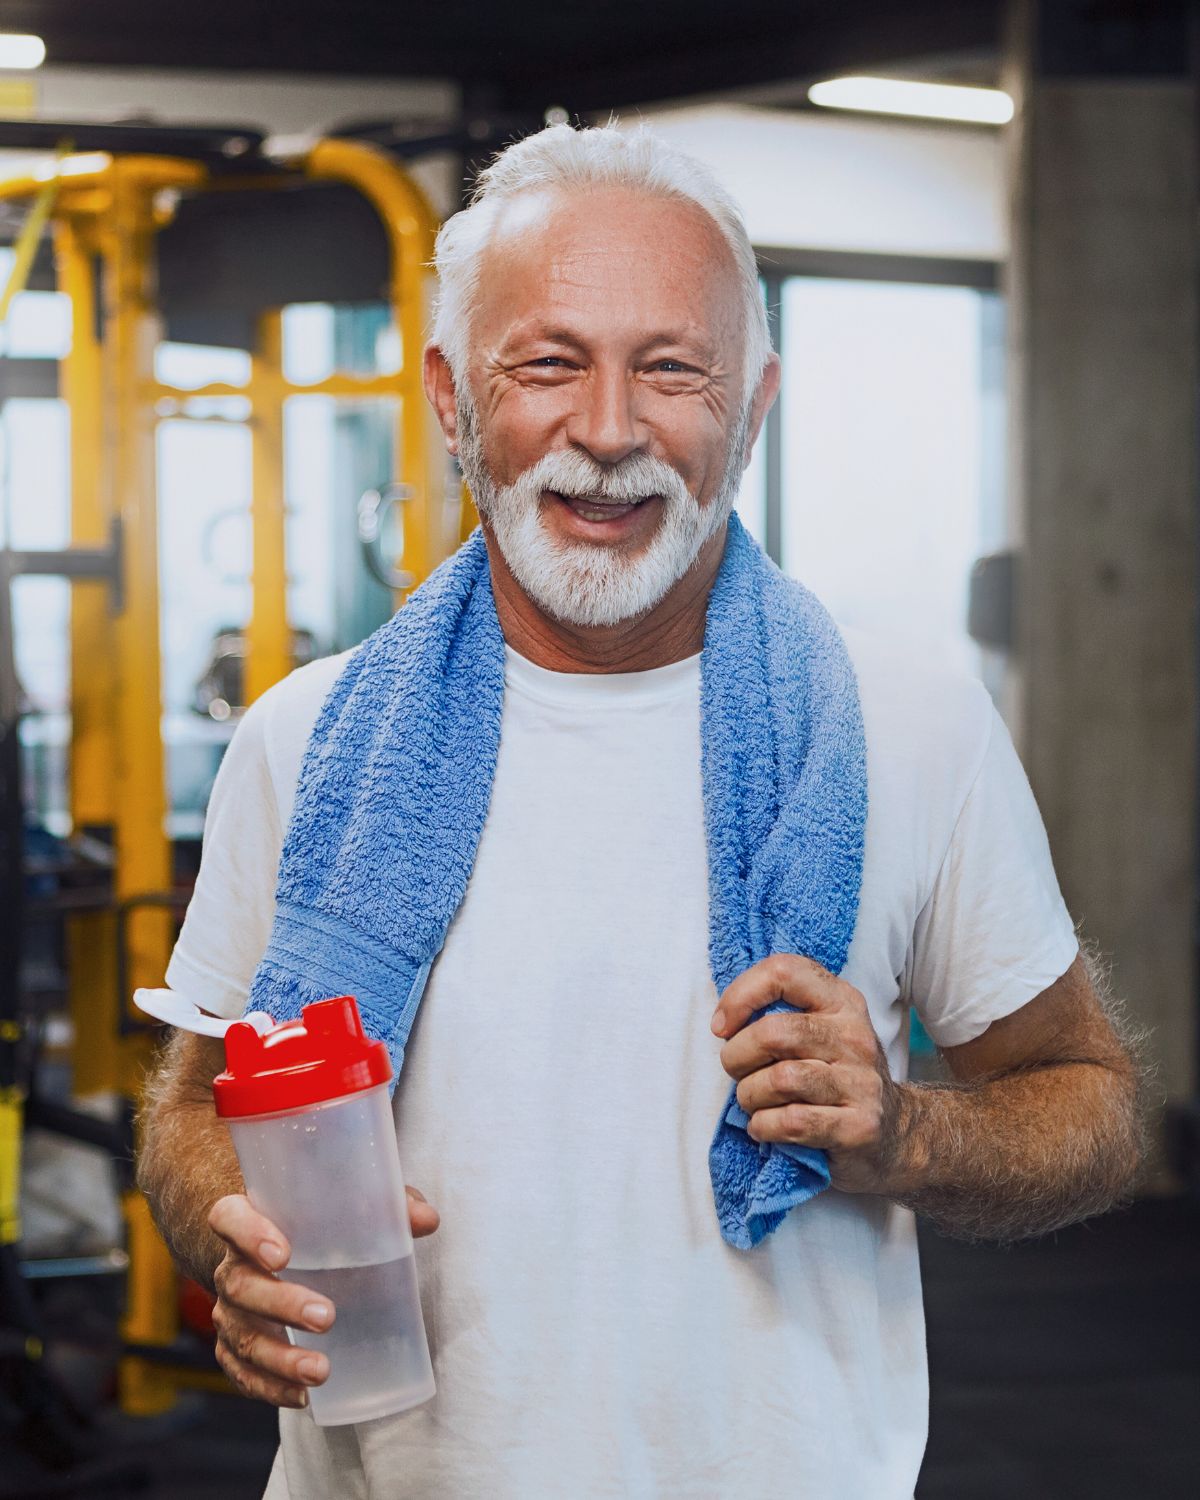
(919, 1194), (1199, 1500)
(11, 1194), (1192, 1500)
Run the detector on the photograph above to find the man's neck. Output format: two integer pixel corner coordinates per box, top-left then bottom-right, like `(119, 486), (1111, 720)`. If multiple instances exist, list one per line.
(481, 524), (727, 674)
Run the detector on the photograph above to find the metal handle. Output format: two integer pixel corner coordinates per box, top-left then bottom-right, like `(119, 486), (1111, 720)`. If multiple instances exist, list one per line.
(358, 483), (416, 591)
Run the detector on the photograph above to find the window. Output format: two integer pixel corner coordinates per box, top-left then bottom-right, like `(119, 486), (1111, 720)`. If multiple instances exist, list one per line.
(759, 259), (1002, 681)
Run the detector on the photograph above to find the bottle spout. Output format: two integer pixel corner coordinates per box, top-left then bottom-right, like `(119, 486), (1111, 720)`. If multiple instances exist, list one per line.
(133, 988), (274, 1038)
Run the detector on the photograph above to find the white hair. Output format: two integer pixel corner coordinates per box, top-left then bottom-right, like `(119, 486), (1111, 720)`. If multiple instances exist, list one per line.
(431, 122), (772, 398)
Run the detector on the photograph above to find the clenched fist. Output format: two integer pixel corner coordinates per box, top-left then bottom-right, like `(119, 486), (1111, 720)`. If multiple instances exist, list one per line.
(712, 953), (905, 1195)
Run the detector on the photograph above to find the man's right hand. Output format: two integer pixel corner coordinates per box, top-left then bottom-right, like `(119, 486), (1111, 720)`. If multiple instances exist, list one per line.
(208, 1186), (440, 1408)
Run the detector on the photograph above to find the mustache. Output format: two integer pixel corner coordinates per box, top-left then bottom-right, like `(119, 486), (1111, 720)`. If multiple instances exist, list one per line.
(498, 448), (694, 509)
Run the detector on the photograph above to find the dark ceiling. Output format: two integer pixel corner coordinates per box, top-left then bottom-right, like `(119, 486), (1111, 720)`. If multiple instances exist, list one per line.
(3, 1), (1004, 112)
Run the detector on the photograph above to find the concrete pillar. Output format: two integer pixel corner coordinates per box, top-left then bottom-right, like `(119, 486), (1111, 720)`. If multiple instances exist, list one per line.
(1004, 0), (1198, 1123)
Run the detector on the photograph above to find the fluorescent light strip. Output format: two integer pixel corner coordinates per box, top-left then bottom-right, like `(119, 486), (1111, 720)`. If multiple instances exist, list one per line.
(0, 34), (46, 71)
(808, 76), (1013, 126)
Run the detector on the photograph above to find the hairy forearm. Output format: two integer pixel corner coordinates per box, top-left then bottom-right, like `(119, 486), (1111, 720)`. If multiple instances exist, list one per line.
(884, 1059), (1143, 1243)
(136, 1037), (244, 1291)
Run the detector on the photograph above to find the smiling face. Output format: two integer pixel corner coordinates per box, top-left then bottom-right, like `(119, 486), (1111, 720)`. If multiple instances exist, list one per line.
(426, 186), (777, 631)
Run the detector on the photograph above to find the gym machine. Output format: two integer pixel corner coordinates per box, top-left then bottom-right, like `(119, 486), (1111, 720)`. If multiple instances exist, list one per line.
(0, 118), (462, 1482)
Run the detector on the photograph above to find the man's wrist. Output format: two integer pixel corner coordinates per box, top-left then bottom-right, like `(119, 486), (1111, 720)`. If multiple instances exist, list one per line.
(874, 1081), (938, 1200)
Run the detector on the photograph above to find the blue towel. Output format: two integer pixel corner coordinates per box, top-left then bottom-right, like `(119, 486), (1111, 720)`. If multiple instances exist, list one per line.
(246, 515), (867, 1249)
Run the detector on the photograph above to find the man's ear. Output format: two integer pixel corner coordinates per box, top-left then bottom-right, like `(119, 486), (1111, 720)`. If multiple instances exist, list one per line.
(741, 355), (781, 466)
(424, 345), (460, 455)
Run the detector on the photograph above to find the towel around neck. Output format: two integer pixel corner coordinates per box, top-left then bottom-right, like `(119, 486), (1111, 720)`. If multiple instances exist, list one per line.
(246, 515), (867, 1248)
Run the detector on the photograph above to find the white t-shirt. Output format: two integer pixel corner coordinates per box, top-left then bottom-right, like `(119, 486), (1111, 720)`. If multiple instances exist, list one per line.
(167, 630), (1078, 1500)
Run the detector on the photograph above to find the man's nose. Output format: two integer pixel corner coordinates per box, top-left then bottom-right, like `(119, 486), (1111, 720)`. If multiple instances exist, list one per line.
(566, 367), (646, 465)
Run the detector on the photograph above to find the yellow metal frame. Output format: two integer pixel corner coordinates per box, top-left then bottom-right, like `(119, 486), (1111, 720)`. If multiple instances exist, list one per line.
(0, 140), (449, 1412)
(304, 139), (443, 610)
(59, 211), (121, 1099)
(146, 139), (447, 702)
(0, 1078), (22, 1246)
(245, 309), (289, 703)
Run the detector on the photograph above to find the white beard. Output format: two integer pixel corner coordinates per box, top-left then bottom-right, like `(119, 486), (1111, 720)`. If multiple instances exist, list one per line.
(457, 397), (749, 629)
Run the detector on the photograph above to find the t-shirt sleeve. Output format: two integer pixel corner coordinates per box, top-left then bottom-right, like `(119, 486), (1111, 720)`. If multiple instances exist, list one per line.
(165, 693), (286, 1021)
(907, 704), (1080, 1049)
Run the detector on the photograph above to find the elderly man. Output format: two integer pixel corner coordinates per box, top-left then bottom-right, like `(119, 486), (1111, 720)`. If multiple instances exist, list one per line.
(139, 124), (1141, 1499)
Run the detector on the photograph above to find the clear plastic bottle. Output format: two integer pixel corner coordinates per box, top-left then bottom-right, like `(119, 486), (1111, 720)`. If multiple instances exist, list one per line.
(213, 996), (435, 1425)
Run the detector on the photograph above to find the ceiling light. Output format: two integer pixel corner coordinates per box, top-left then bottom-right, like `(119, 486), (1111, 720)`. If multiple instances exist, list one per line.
(41, 152), (112, 181)
(808, 76), (1013, 126)
(0, 34), (46, 71)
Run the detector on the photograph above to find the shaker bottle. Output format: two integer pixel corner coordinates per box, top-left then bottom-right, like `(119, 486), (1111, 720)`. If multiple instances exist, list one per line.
(212, 994), (435, 1426)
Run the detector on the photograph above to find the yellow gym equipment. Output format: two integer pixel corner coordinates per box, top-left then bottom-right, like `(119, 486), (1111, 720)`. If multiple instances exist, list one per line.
(0, 128), (455, 1417)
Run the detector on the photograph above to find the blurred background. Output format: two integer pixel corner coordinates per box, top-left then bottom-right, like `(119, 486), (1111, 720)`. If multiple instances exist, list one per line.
(0, 1), (1196, 1496)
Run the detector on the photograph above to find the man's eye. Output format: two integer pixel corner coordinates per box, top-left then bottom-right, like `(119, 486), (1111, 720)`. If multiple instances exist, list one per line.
(529, 357), (569, 368)
(653, 360), (692, 374)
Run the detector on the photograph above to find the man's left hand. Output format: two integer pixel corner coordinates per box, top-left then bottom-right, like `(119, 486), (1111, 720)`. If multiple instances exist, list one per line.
(712, 954), (904, 1195)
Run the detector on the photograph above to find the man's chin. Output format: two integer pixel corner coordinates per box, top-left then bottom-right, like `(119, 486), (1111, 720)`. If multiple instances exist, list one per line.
(528, 579), (670, 632)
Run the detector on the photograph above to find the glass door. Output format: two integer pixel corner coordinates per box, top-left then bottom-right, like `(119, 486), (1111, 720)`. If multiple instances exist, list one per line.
(767, 270), (1004, 682)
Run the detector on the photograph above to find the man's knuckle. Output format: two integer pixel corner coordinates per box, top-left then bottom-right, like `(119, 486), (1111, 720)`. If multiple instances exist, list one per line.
(233, 1326), (260, 1366)
(849, 1025), (876, 1060)
(216, 1350), (286, 1404)
(237, 1373), (267, 1405)
(814, 1018), (841, 1054)
(209, 1194), (240, 1233)
(808, 1062), (836, 1102)
(827, 1063), (852, 1102)
(765, 954), (793, 989)
(214, 1341), (247, 1393)
(221, 1261), (247, 1304)
(783, 1103), (811, 1135)
(785, 1016), (821, 1058)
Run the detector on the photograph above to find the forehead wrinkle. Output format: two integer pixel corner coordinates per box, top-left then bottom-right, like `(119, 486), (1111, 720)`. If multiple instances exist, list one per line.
(637, 323), (724, 357)
(472, 188), (745, 373)
(549, 237), (719, 293)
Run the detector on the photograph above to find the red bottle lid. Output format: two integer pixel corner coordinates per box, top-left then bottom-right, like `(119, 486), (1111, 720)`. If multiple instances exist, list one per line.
(213, 996), (392, 1119)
